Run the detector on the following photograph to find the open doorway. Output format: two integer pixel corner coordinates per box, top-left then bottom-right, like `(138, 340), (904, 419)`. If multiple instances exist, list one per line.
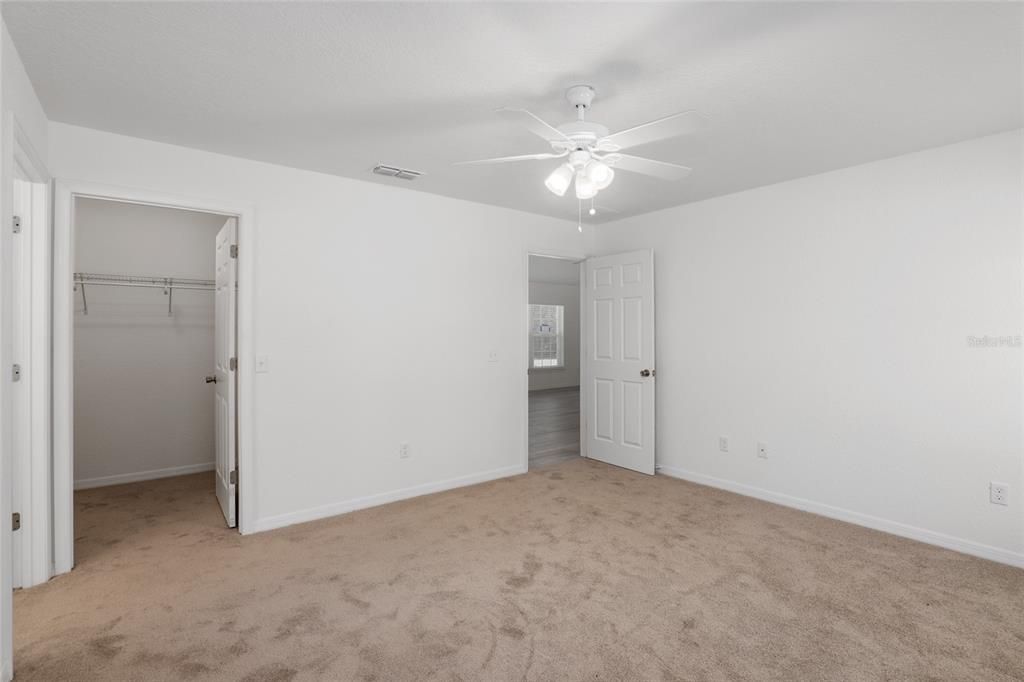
(525, 249), (657, 476)
(37, 180), (253, 582)
(69, 198), (236, 563)
(527, 255), (582, 469)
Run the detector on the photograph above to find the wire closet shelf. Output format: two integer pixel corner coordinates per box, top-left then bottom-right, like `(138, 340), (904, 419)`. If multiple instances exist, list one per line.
(73, 272), (215, 316)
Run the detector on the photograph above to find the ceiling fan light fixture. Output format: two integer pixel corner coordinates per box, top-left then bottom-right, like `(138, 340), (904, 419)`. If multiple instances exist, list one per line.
(585, 160), (615, 190)
(545, 163), (575, 197)
(458, 86), (703, 210)
(575, 172), (598, 200)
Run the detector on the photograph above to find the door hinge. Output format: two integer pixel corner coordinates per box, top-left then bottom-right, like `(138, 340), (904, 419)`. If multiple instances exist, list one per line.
(12, 215), (21, 234)
(229, 470), (237, 485)
(12, 512), (20, 531)
(230, 244), (238, 259)
(229, 357), (237, 371)
(11, 364), (22, 382)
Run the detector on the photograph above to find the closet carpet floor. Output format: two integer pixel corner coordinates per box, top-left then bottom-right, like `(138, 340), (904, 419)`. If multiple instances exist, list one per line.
(14, 461), (1024, 681)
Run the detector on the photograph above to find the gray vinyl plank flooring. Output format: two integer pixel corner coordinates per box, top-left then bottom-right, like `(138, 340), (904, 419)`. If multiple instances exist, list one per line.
(529, 386), (580, 469)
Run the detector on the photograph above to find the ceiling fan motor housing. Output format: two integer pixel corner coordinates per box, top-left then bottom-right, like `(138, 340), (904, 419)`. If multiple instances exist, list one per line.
(556, 121), (610, 149)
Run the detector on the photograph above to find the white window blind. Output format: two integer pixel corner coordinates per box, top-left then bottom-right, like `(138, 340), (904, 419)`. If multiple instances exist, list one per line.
(529, 304), (564, 368)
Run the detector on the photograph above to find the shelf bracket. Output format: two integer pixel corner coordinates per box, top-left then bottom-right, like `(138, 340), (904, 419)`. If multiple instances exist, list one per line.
(76, 282), (88, 315)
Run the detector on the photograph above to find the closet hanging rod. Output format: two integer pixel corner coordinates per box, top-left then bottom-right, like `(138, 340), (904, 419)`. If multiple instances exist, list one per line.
(73, 272), (215, 317)
(73, 272), (215, 291)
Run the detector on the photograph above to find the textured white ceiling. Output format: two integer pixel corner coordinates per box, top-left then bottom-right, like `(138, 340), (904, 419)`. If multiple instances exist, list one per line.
(4, 2), (1021, 223)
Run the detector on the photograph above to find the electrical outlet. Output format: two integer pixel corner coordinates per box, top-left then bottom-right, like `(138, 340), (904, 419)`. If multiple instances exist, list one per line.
(990, 482), (1008, 506)
(718, 436), (729, 453)
(399, 442), (411, 459)
(757, 442), (768, 459)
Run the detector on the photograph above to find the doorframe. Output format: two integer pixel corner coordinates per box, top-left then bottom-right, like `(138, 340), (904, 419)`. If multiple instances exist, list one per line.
(7, 115), (51, 590)
(51, 180), (256, 577)
(523, 250), (587, 471)
(1, 114), (50, 682)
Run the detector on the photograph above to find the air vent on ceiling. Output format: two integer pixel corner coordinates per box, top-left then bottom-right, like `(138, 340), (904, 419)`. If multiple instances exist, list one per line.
(372, 164), (422, 180)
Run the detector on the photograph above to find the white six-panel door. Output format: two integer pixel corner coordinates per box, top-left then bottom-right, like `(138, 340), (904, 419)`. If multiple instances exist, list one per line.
(583, 250), (656, 475)
(214, 218), (237, 527)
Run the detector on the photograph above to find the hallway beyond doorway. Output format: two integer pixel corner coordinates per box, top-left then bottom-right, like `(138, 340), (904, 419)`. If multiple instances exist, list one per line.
(529, 386), (580, 469)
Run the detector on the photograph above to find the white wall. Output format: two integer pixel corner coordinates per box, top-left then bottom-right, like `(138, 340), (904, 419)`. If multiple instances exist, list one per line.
(49, 122), (586, 530)
(594, 130), (1024, 565)
(528, 279), (580, 391)
(73, 199), (225, 488)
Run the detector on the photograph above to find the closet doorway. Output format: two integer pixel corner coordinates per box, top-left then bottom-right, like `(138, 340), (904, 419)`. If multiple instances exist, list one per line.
(43, 182), (254, 580)
(70, 198), (237, 560)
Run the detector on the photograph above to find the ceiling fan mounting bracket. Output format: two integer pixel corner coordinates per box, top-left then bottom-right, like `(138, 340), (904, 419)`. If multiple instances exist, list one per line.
(565, 84), (596, 110)
(556, 86), (607, 150)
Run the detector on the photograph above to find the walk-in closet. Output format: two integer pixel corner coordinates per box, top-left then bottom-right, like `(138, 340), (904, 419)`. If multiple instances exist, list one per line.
(72, 198), (234, 560)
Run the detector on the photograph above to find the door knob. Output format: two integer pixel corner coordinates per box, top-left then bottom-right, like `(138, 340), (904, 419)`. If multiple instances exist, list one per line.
(205, 375), (217, 384)
(640, 369), (651, 377)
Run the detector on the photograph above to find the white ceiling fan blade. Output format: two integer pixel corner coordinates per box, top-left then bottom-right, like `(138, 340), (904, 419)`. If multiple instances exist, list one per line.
(605, 153), (692, 181)
(497, 107), (572, 143)
(597, 111), (708, 151)
(454, 151), (567, 166)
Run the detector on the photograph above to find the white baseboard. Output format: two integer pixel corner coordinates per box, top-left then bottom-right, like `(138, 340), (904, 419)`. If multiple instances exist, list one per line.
(657, 465), (1024, 569)
(252, 463), (527, 534)
(74, 462), (215, 490)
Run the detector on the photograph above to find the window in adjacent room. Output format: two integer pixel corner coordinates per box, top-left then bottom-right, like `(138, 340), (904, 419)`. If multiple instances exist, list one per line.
(529, 303), (564, 368)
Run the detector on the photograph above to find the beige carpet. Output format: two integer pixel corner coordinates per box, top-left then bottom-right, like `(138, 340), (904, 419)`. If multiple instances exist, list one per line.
(13, 460), (1024, 681)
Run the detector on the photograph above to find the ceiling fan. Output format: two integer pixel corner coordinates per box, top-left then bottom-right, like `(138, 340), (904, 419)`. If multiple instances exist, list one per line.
(458, 85), (706, 205)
